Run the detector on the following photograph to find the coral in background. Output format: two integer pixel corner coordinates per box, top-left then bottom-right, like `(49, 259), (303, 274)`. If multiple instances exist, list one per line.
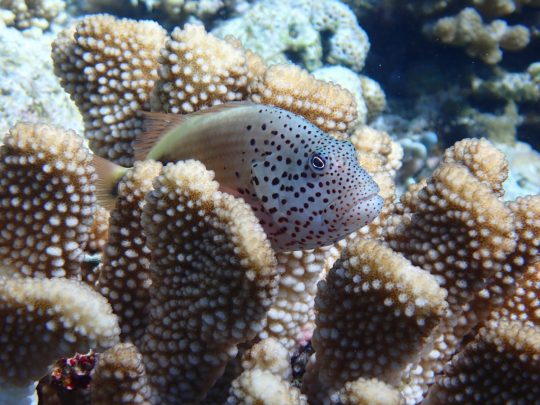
(0, 21), (83, 138)
(212, 0), (370, 72)
(424, 7), (530, 65)
(0, 0), (66, 30)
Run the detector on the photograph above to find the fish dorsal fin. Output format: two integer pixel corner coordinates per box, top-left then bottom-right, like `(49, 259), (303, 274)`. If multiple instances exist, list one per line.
(135, 111), (186, 161)
(136, 101), (257, 161)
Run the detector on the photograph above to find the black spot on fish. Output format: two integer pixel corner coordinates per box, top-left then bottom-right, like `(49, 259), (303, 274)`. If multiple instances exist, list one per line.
(247, 125), (252, 131)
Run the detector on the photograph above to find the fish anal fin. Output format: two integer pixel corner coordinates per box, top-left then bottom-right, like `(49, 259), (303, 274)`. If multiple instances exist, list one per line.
(136, 111), (186, 161)
(92, 154), (128, 211)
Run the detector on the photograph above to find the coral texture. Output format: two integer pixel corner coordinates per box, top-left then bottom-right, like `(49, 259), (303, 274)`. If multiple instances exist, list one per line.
(0, 123), (96, 279)
(0, 0), (66, 30)
(98, 160), (162, 344)
(52, 15), (167, 166)
(424, 7), (530, 64)
(140, 160), (279, 403)
(153, 23), (248, 114)
(91, 343), (151, 405)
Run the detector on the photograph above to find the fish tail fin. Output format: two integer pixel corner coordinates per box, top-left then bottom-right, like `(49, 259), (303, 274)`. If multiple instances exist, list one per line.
(135, 111), (186, 160)
(92, 154), (128, 211)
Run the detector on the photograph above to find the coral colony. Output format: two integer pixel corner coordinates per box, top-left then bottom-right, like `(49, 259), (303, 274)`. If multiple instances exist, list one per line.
(0, 1), (539, 405)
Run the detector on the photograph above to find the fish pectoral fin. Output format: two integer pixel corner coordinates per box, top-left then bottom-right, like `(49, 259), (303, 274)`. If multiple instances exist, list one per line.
(251, 158), (282, 214)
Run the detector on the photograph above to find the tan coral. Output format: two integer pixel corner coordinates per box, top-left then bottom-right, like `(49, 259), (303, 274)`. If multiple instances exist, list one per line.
(442, 137), (508, 196)
(52, 15), (167, 166)
(153, 23), (249, 114)
(241, 338), (292, 380)
(303, 239), (447, 403)
(351, 126), (403, 177)
(249, 64), (357, 134)
(98, 160), (162, 345)
(259, 246), (341, 351)
(91, 343), (151, 405)
(228, 369), (307, 405)
(337, 378), (403, 405)
(425, 7), (530, 64)
(0, 0), (66, 30)
(424, 319), (540, 404)
(0, 123), (96, 279)
(0, 277), (119, 387)
(139, 160), (279, 404)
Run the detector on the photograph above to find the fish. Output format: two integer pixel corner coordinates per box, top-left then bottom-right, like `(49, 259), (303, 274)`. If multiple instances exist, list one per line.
(94, 102), (384, 252)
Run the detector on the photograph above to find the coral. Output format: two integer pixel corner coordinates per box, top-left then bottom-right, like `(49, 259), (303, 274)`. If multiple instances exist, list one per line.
(52, 15), (167, 166)
(303, 239), (447, 403)
(336, 378), (403, 405)
(249, 64), (357, 134)
(227, 339), (306, 404)
(0, 0), (66, 30)
(457, 101), (522, 145)
(0, 277), (119, 393)
(212, 0), (370, 72)
(153, 23), (248, 114)
(91, 343), (151, 405)
(312, 65), (369, 126)
(471, 64), (540, 103)
(424, 319), (540, 404)
(359, 75), (387, 120)
(496, 141), (540, 200)
(424, 7), (530, 64)
(139, 160), (279, 403)
(260, 246), (341, 351)
(228, 369), (307, 405)
(0, 22), (83, 138)
(97, 160), (162, 344)
(0, 123), (96, 279)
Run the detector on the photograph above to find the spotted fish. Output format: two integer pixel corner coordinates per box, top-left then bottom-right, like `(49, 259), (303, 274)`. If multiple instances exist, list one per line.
(95, 102), (384, 252)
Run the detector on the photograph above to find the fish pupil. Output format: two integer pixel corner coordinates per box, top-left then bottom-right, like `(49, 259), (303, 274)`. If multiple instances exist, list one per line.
(310, 153), (325, 171)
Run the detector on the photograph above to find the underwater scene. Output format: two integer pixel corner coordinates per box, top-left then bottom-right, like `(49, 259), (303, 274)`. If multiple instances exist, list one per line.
(0, 0), (539, 404)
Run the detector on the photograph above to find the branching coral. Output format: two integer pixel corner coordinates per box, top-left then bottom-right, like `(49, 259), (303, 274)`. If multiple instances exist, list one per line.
(0, 0), (66, 30)
(139, 160), (279, 403)
(91, 343), (151, 405)
(227, 338), (307, 404)
(424, 319), (540, 404)
(0, 277), (119, 403)
(249, 64), (357, 134)
(153, 23), (249, 114)
(303, 239), (448, 403)
(52, 15), (167, 166)
(0, 123), (96, 279)
(424, 7), (530, 64)
(97, 160), (162, 344)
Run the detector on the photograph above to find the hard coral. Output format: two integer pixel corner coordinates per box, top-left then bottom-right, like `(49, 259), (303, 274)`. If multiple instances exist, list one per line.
(249, 64), (357, 133)
(0, 123), (96, 279)
(97, 160), (162, 345)
(0, 0), (66, 30)
(52, 15), (167, 166)
(303, 239), (447, 403)
(140, 160), (279, 403)
(0, 277), (119, 401)
(153, 23), (249, 114)
(424, 7), (530, 64)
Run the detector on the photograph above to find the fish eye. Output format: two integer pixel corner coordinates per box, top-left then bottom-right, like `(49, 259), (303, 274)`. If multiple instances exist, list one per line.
(310, 152), (326, 171)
